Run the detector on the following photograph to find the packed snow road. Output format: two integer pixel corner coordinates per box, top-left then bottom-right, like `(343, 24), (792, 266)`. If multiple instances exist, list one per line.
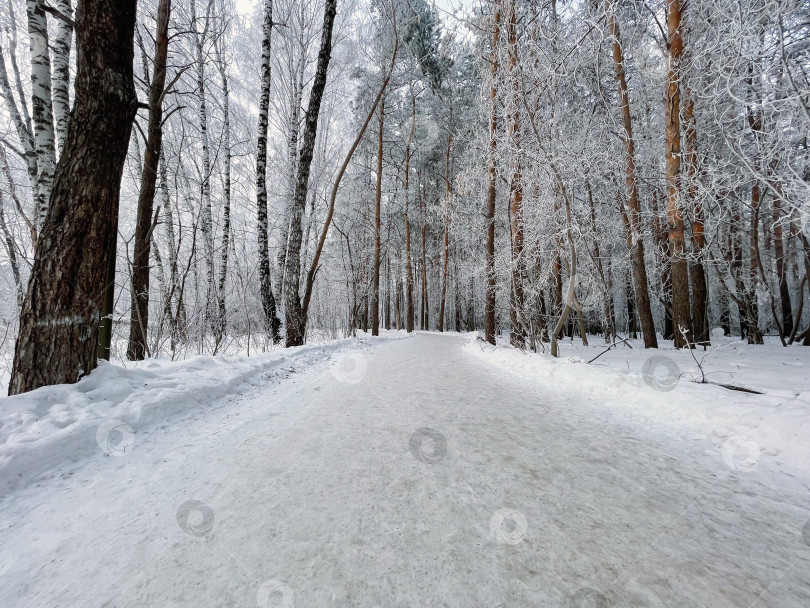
(1, 333), (809, 607)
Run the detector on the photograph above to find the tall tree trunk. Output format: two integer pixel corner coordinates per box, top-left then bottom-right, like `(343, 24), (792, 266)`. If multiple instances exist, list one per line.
(626, 272), (637, 339)
(160, 158), (183, 349)
(216, 33), (231, 343)
(284, 0), (337, 346)
(606, 0), (658, 348)
(405, 96), (416, 333)
(484, 0), (500, 345)
(277, 25), (306, 301)
(127, 0), (171, 361)
(371, 97), (384, 337)
(506, 0), (525, 348)
(256, 0), (281, 343)
(27, 0), (57, 229)
(9, 0), (138, 395)
(385, 255), (392, 330)
(683, 84), (708, 345)
(746, 74), (764, 345)
(439, 131), (452, 333)
(650, 188), (673, 340)
(190, 0), (216, 331)
(421, 191), (429, 330)
(665, 0), (691, 348)
(51, 0), (73, 156)
(773, 196), (792, 338)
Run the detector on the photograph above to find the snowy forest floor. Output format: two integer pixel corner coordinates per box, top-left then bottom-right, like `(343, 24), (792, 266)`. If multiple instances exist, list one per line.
(1, 332), (810, 607)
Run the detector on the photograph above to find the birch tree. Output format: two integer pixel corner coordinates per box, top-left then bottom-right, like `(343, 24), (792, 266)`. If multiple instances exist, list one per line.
(256, 0), (282, 343)
(9, 0), (139, 394)
(283, 0), (337, 346)
(26, 0), (57, 228)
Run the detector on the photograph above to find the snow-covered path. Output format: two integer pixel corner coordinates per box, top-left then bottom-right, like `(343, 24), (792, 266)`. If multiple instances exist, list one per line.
(2, 333), (809, 607)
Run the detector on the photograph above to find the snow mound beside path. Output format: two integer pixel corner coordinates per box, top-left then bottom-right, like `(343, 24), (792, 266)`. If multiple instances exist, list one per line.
(0, 337), (382, 493)
(464, 336), (810, 473)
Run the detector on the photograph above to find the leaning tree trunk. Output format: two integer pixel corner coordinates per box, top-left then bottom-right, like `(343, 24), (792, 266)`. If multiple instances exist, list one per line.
(606, 0), (658, 348)
(9, 0), (138, 395)
(256, 0), (281, 343)
(299, 36), (397, 329)
(128, 0), (171, 361)
(284, 0), (337, 347)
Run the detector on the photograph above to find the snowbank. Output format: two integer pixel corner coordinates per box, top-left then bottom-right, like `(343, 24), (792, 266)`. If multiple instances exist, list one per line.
(0, 337), (382, 493)
(464, 336), (810, 473)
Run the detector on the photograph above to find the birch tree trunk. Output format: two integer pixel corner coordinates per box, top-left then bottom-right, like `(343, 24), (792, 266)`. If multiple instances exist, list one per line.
(0, 10), (38, 213)
(256, 0), (281, 343)
(277, 23), (307, 301)
(0, 57), (38, 247)
(160, 159), (182, 350)
(52, 0), (73, 155)
(283, 0), (337, 347)
(215, 34), (231, 343)
(9, 0), (138, 395)
(26, 0), (57, 229)
(606, 0), (658, 348)
(190, 0), (216, 331)
(127, 0), (171, 361)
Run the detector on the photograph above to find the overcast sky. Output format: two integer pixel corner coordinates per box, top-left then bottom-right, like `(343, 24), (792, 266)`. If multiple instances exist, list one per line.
(234, 0), (470, 17)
